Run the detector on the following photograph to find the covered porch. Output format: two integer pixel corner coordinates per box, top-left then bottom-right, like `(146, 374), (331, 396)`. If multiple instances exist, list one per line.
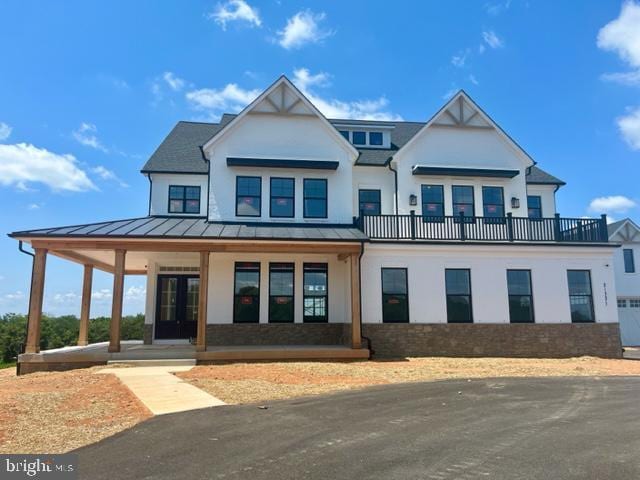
(11, 217), (369, 373)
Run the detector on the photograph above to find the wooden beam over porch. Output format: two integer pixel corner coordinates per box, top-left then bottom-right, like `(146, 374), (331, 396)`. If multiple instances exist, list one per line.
(77, 265), (93, 346)
(25, 248), (47, 354)
(108, 249), (126, 353)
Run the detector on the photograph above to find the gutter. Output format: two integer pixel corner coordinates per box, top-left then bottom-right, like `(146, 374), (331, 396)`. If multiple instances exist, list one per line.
(17, 241), (35, 376)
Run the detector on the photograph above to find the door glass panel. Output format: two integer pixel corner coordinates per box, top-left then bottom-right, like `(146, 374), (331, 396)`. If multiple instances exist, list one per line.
(185, 278), (199, 322)
(160, 278), (177, 322)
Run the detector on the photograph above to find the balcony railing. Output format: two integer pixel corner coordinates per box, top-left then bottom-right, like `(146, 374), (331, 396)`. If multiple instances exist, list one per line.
(357, 212), (609, 243)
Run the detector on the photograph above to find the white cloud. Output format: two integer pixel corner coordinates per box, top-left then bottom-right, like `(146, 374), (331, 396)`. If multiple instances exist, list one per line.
(209, 0), (261, 30)
(482, 30), (504, 49)
(72, 122), (108, 152)
(291, 68), (402, 121)
(92, 166), (129, 187)
(0, 122), (12, 141)
(27, 203), (41, 210)
(0, 143), (96, 192)
(277, 10), (334, 50)
(485, 0), (511, 16)
(598, 1), (640, 68)
(52, 292), (80, 304)
(589, 195), (637, 214)
(186, 83), (261, 114)
(125, 285), (146, 301)
(163, 71), (185, 91)
(91, 289), (112, 301)
(451, 49), (470, 68)
(469, 74), (479, 85)
(3, 291), (25, 301)
(617, 107), (640, 150)
(601, 70), (640, 86)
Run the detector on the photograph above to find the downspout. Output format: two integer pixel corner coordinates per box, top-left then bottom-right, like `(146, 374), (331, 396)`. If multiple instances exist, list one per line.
(199, 146), (210, 220)
(387, 158), (399, 216)
(147, 174), (153, 216)
(17, 241), (35, 376)
(357, 240), (374, 358)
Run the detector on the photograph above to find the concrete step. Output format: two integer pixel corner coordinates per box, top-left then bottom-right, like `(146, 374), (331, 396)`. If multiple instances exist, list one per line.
(107, 359), (197, 367)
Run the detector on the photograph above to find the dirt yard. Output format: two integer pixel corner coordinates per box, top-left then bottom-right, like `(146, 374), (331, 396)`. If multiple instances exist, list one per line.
(177, 356), (640, 404)
(0, 367), (151, 454)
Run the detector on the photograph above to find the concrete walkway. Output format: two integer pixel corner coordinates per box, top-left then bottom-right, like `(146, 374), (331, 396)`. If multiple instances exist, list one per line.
(97, 365), (225, 415)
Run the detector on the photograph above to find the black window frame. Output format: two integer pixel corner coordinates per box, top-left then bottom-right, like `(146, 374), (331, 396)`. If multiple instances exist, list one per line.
(567, 270), (595, 323)
(268, 262), (295, 323)
(235, 176), (262, 217)
(352, 131), (366, 145)
(381, 267), (409, 323)
(303, 263), (328, 323)
(269, 177), (295, 218)
(445, 269), (473, 323)
(303, 178), (328, 219)
(358, 189), (382, 216)
(233, 262), (261, 323)
(482, 186), (505, 224)
(452, 185), (475, 223)
(506, 269), (534, 323)
(624, 249), (635, 273)
(369, 131), (383, 146)
(339, 130), (349, 141)
(527, 195), (542, 219)
(618, 298), (627, 308)
(168, 185), (201, 214)
(421, 184), (445, 223)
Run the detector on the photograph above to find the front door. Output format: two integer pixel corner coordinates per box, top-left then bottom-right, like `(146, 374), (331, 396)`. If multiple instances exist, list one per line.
(155, 275), (199, 340)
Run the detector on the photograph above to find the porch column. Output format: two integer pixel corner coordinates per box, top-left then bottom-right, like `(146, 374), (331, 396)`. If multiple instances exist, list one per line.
(108, 249), (126, 353)
(350, 253), (362, 349)
(25, 248), (47, 354)
(196, 251), (209, 352)
(77, 264), (93, 346)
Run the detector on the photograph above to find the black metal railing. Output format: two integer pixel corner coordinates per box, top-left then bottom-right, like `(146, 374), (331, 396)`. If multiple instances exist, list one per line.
(357, 212), (609, 243)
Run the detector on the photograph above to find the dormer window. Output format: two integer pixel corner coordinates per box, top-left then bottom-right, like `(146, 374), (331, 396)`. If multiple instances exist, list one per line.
(169, 185), (200, 214)
(352, 131), (366, 145)
(369, 132), (383, 146)
(339, 130), (349, 140)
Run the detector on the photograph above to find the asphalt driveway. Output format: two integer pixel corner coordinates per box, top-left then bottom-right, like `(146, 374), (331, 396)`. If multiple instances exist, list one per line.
(76, 377), (640, 480)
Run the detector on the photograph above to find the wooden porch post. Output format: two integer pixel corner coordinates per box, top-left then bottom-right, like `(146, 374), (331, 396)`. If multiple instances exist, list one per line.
(108, 249), (126, 353)
(25, 248), (47, 354)
(196, 251), (209, 352)
(77, 265), (93, 346)
(350, 253), (362, 349)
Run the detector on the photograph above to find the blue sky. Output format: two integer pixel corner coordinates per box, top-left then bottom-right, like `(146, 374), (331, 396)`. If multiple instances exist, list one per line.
(0, 0), (639, 316)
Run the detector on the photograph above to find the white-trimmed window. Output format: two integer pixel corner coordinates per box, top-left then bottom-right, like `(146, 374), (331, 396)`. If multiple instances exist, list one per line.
(618, 299), (627, 308)
(631, 299), (640, 308)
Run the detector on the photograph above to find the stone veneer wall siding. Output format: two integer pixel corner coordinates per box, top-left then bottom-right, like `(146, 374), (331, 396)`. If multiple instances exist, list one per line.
(206, 323), (351, 346)
(143, 324), (153, 345)
(362, 323), (623, 359)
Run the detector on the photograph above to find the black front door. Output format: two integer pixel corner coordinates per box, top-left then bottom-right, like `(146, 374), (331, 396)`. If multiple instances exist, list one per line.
(155, 275), (199, 340)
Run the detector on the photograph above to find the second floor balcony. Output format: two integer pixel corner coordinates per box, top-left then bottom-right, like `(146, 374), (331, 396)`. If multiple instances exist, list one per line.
(357, 212), (610, 244)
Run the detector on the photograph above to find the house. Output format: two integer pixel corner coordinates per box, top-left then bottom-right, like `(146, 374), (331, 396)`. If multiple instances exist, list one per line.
(608, 218), (640, 346)
(10, 75), (622, 373)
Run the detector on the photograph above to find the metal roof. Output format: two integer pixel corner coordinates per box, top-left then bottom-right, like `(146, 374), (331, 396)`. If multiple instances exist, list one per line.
(9, 217), (368, 242)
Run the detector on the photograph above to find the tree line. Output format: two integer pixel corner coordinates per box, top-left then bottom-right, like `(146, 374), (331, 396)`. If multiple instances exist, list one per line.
(0, 313), (144, 363)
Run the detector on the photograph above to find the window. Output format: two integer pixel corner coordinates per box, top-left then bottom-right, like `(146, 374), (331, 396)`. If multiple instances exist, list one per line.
(339, 130), (349, 141)
(624, 249), (635, 273)
(482, 186), (505, 222)
(618, 299), (627, 308)
(631, 299), (640, 308)
(369, 132), (383, 146)
(270, 178), (294, 218)
(233, 262), (260, 323)
(303, 263), (328, 322)
(168, 186), (201, 214)
(445, 269), (473, 323)
(269, 263), (294, 323)
(381, 268), (409, 323)
(236, 176), (261, 217)
(527, 195), (542, 219)
(567, 270), (595, 323)
(421, 185), (444, 222)
(507, 270), (534, 323)
(358, 189), (381, 215)
(452, 186), (475, 222)
(352, 131), (366, 145)
(303, 179), (327, 218)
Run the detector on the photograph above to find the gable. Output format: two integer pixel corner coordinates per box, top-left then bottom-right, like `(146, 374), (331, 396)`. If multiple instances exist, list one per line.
(609, 219), (640, 243)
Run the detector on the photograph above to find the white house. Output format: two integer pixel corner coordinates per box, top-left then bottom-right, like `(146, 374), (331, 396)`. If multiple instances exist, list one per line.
(11, 75), (622, 373)
(609, 218), (640, 346)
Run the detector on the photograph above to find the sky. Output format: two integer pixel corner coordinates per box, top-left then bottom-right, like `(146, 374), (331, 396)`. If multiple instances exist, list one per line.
(0, 0), (639, 317)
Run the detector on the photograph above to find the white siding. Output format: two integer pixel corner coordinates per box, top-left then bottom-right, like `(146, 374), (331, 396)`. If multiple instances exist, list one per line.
(149, 173), (208, 217)
(526, 184), (557, 217)
(612, 242), (640, 298)
(352, 166), (396, 215)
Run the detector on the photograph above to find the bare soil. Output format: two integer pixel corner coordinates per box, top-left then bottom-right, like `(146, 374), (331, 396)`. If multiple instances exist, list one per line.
(0, 367), (151, 454)
(177, 356), (640, 404)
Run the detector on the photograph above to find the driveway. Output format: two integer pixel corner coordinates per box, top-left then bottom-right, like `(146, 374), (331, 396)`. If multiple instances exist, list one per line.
(76, 377), (640, 480)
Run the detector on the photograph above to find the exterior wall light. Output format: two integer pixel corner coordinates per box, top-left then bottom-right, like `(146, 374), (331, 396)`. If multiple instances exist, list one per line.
(511, 197), (520, 209)
(409, 194), (418, 206)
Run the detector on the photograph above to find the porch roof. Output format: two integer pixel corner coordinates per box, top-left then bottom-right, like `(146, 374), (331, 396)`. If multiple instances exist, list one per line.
(9, 216), (368, 242)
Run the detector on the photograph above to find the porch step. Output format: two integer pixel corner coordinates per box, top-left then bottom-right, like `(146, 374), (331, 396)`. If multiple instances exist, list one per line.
(107, 359), (197, 367)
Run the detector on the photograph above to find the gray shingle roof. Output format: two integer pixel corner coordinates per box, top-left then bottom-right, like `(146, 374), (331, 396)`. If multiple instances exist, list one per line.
(10, 217), (368, 242)
(140, 115), (564, 186)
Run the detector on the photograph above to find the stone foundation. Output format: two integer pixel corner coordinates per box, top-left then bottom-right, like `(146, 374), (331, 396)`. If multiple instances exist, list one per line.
(362, 323), (623, 359)
(206, 323), (350, 346)
(143, 324), (153, 345)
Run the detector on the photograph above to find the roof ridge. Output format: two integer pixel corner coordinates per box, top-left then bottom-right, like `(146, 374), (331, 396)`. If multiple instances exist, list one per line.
(177, 120), (219, 126)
